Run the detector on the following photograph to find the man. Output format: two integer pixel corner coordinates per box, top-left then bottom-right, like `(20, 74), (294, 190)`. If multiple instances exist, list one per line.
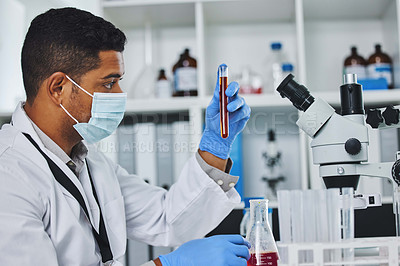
(0, 7), (251, 266)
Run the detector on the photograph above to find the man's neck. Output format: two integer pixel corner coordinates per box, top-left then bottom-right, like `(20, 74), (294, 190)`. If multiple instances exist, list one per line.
(24, 103), (78, 156)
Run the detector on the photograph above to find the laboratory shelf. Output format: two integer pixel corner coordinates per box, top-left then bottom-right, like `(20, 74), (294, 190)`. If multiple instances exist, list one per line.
(242, 89), (400, 111)
(102, 0), (296, 28)
(124, 93), (296, 114)
(102, 1), (196, 28)
(202, 0), (295, 25)
(15, 88), (400, 117)
(102, 0), (195, 6)
(125, 97), (208, 113)
(303, 0), (393, 21)
(312, 89), (400, 107)
(242, 93), (294, 109)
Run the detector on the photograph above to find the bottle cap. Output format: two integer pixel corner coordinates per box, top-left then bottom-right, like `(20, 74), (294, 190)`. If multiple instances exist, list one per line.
(271, 42), (282, 50)
(268, 129), (276, 141)
(282, 63), (294, 72)
(244, 197), (264, 208)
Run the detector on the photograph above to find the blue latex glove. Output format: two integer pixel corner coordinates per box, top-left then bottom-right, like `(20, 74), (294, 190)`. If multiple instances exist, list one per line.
(199, 65), (251, 159)
(158, 234), (250, 266)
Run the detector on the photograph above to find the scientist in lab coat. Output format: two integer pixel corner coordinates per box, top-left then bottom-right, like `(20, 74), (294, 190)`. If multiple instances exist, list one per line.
(0, 7), (252, 266)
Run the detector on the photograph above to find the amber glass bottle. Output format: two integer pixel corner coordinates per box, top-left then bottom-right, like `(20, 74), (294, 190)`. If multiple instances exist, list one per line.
(343, 46), (367, 80)
(172, 48), (198, 96)
(367, 44), (394, 88)
(172, 54), (183, 75)
(155, 69), (172, 98)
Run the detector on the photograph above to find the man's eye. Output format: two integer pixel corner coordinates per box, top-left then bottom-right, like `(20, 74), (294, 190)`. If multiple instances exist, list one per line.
(104, 81), (116, 90)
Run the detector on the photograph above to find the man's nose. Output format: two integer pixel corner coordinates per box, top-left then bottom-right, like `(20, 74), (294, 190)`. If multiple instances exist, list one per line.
(114, 84), (123, 93)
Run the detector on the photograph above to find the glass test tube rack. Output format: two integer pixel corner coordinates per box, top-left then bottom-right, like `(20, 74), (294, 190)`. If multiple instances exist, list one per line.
(277, 237), (400, 265)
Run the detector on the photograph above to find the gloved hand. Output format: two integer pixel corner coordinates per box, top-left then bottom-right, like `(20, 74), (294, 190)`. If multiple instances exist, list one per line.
(158, 234), (250, 266)
(199, 65), (251, 159)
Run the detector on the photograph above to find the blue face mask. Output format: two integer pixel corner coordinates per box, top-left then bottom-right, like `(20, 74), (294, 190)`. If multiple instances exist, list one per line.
(60, 75), (127, 144)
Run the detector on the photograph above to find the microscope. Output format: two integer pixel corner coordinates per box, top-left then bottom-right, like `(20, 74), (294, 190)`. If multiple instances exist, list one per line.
(261, 129), (285, 200)
(276, 73), (400, 236)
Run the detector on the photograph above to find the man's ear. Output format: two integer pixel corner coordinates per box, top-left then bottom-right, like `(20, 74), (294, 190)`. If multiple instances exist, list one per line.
(46, 72), (70, 105)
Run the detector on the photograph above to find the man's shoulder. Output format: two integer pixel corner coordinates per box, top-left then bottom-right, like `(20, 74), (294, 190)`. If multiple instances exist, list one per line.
(0, 124), (55, 199)
(0, 124), (45, 177)
(0, 124), (19, 157)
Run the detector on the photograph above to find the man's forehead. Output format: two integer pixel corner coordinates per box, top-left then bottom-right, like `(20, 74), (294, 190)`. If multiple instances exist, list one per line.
(97, 51), (125, 77)
(79, 51), (124, 81)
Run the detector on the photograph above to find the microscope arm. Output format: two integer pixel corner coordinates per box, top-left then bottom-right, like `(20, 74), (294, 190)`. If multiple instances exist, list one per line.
(320, 162), (400, 211)
(320, 162), (394, 181)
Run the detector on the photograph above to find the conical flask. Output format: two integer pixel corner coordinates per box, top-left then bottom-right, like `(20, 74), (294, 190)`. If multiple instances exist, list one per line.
(246, 199), (279, 266)
(128, 22), (155, 99)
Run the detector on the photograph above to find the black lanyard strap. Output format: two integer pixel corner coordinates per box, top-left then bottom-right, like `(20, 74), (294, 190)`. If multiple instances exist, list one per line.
(23, 133), (113, 263)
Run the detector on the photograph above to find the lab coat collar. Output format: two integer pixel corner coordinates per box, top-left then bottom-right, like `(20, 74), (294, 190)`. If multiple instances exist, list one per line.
(11, 102), (45, 152)
(10, 102), (97, 226)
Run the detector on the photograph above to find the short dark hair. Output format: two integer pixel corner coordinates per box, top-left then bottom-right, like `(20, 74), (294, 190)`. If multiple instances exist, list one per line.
(21, 7), (127, 104)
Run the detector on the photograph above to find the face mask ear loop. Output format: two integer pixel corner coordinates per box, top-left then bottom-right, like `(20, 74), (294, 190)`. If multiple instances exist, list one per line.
(60, 104), (79, 124)
(65, 75), (94, 98)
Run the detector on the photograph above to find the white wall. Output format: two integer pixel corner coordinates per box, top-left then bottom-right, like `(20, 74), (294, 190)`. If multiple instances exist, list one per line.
(0, 0), (26, 112)
(0, 0), (101, 113)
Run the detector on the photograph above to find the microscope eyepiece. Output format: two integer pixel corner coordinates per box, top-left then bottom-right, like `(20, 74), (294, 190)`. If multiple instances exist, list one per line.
(340, 74), (364, 116)
(276, 74), (315, 111)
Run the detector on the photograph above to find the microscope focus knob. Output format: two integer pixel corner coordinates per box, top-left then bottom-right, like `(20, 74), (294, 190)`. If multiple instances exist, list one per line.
(366, 109), (383, 128)
(382, 105), (399, 126)
(391, 160), (400, 185)
(345, 138), (362, 155)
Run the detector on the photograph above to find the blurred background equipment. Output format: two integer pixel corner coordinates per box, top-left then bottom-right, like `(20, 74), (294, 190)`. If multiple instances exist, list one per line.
(261, 129), (285, 201)
(236, 66), (263, 94)
(172, 48), (198, 97)
(343, 46), (367, 80)
(155, 69), (172, 99)
(128, 22), (156, 99)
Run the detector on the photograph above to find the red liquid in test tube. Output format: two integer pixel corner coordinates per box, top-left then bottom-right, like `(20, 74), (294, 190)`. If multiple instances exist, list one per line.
(247, 252), (279, 266)
(219, 64), (229, 139)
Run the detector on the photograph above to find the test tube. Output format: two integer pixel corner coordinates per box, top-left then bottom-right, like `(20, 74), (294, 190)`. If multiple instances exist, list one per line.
(342, 187), (354, 264)
(303, 190), (317, 263)
(277, 190), (291, 264)
(315, 190), (329, 261)
(218, 64), (229, 139)
(290, 190), (305, 263)
(327, 188), (341, 262)
(315, 190), (329, 242)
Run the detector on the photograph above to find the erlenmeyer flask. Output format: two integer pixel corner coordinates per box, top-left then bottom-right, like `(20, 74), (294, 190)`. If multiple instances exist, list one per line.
(128, 22), (155, 99)
(246, 199), (279, 266)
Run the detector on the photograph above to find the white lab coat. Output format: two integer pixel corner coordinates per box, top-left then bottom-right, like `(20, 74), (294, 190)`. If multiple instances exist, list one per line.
(0, 103), (240, 265)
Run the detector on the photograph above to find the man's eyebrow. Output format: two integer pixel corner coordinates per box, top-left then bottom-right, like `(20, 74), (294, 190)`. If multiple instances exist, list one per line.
(101, 73), (124, 79)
